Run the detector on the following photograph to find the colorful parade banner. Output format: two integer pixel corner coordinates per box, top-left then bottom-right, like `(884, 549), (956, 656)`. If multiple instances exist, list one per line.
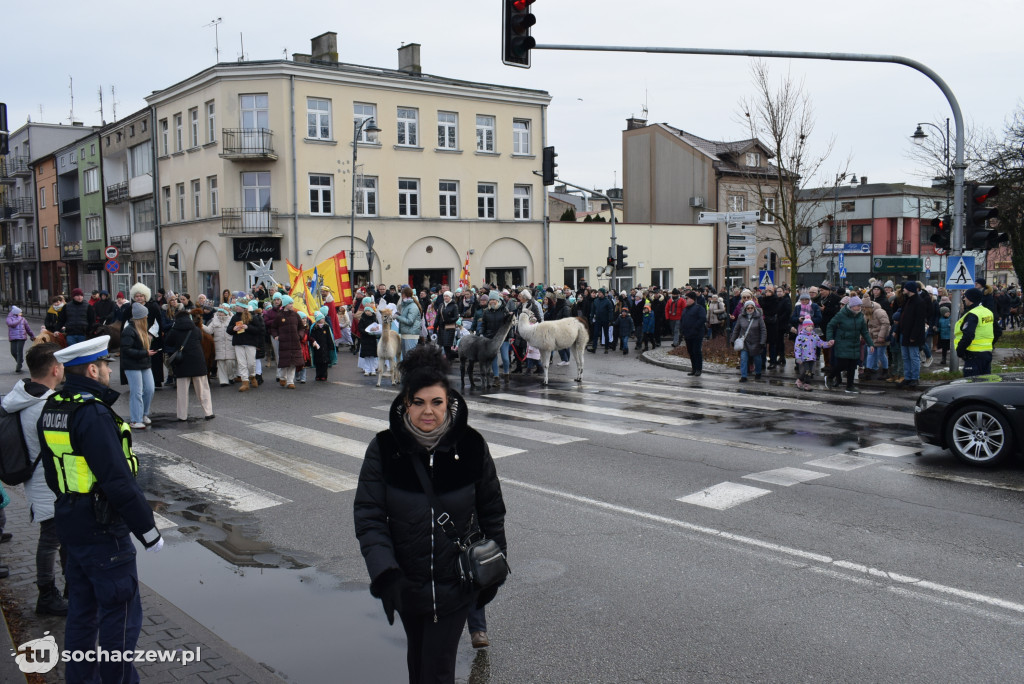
(459, 251), (471, 289)
(286, 252), (354, 328)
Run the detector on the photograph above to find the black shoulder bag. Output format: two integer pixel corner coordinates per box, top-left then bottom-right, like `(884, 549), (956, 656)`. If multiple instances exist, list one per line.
(164, 328), (192, 368)
(410, 454), (509, 591)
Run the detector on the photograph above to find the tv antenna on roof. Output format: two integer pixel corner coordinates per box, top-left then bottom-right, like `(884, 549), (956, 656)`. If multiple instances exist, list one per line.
(204, 17), (222, 62)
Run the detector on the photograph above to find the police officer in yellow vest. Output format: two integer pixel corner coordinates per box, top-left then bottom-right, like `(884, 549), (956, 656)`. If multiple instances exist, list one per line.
(954, 288), (998, 377)
(37, 335), (163, 684)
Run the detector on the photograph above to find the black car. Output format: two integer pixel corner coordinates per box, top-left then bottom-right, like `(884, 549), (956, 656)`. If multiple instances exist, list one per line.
(915, 374), (1024, 466)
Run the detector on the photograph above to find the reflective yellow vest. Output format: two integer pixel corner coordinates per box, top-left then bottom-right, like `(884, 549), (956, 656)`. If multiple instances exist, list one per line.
(954, 304), (995, 353)
(40, 393), (137, 494)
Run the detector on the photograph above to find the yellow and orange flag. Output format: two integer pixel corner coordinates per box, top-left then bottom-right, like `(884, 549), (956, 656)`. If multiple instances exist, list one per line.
(286, 251), (354, 319)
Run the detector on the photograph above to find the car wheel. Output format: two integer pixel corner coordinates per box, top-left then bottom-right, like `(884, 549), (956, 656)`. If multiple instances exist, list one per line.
(945, 405), (1014, 467)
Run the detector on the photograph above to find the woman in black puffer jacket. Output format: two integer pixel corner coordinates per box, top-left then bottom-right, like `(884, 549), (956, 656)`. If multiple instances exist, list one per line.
(164, 310), (214, 421)
(354, 345), (507, 684)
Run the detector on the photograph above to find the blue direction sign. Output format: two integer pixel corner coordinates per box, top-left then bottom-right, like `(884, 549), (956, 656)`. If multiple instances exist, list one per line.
(945, 255), (975, 290)
(104, 259), (120, 274)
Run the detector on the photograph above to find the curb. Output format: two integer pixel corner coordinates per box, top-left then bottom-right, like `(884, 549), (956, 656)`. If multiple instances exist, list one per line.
(0, 605), (28, 683)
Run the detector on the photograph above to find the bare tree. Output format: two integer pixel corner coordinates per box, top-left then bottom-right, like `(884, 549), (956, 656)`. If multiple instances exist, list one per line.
(735, 60), (848, 295)
(974, 102), (1024, 286)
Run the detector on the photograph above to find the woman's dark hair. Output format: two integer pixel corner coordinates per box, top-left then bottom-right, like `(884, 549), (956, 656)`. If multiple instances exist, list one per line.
(399, 344), (450, 401)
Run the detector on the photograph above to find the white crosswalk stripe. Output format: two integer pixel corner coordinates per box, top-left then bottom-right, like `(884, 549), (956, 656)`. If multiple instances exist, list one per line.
(180, 432), (360, 492)
(616, 381), (822, 410)
(647, 429), (803, 456)
(482, 393), (694, 426)
(743, 467), (830, 487)
(677, 482), (772, 510)
(255, 421), (369, 459)
(135, 442), (291, 512)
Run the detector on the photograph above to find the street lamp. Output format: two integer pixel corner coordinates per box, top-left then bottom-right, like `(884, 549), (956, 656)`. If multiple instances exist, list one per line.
(829, 172), (859, 284)
(911, 119), (951, 211)
(350, 117), (381, 282)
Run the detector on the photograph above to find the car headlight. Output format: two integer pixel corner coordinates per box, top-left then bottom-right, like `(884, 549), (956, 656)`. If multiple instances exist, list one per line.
(918, 394), (939, 411)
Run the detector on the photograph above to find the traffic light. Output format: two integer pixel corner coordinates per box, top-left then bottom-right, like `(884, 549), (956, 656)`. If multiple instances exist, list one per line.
(0, 103), (8, 156)
(929, 215), (951, 251)
(606, 255), (615, 267)
(964, 184), (1005, 250)
(502, 0), (537, 68)
(169, 252), (180, 270)
(616, 244), (628, 270)
(542, 146), (557, 185)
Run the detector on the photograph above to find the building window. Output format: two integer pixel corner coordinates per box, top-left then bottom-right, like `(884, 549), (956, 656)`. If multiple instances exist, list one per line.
(80, 148), (85, 161)
(851, 224), (872, 243)
(745, 152), (761, 167)
(512, 120), (531, 155)
(920, 223), (935, 245)
(83, 168), (100, 194)
(174, 113), (183, 151)
(52, 183), (57, 204)
(86, 216), (102, 242)
(136, 260), (157, 292)
(477, 183), (496, 219)
(763, 196), (776, 224)
(437, 112), (457, 150)
(727, 194), (745, 212)
(397, 108), (419, 147)
(242, 172), (271, 213)
(206, 101), (216, 142)
(208, 176), (218, 216)
(307, 98), (331, 140)
(797, 227), (813, 246)
(309, 174), (333, 215)
(130, 140), (152, 177)
(840, 201), (856, 212)
(240, 94), (269, 131)
(513, 185), (531, 220)
(132, 198), (155, 233)
(564, 267), (586, 290)
(192, 179), (201, 218)
(933, 200), (942, 212)
(356, 176), (377, 216)
(39, 187), (46, 209)
(90, 143), (96, 156)
(159, 119), (169, 155)
(476, 116), (495, 152)
(354, 103), (377, 143)
(41, 226), (48, 248)
(650, 269), (672, 290)
(141, 119), (147, 132)
(688, 268), (712, 288)
(176, 183), (185, 220)
(162, 186), (171, 220)
(398, 179), (420, 217)
(189, 108), (199, 148)
(439, 181), (458, 218)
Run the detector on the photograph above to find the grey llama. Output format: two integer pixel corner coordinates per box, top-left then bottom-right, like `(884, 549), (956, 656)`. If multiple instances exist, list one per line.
(459, 310), (515, 389)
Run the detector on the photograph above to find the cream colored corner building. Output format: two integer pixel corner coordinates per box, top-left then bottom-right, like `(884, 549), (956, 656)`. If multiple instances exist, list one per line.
(147, 35), (552, 297)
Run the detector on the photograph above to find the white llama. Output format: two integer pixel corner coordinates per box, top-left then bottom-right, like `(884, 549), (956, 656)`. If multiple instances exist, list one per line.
(514, 312), (588, 385)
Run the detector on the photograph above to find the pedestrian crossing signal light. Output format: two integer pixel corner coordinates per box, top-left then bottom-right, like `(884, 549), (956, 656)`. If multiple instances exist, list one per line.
(606, 255), (615, 267)
(964, 184), (1004, 250)
(503, 0), (537, 68)
(616, 244), (628, 270)
(930, 215), (951, 251)
(542, 146), (557, 185)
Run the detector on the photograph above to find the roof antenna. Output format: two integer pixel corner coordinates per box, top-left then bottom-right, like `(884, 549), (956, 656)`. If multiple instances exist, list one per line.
(68, 76), (74, 124)
(111, 85), (119, 122)
(641, 89), (648, 120)
(97, 85), (105, 126)
(204, 17), (222, 62)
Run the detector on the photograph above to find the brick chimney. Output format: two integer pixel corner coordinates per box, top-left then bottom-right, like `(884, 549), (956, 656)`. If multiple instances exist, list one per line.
(311, 32), (338, 63)
(398, 43), (421, 75)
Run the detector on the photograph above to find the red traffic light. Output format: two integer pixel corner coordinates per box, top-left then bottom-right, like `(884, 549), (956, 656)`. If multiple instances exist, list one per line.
(513, 0), (536, 9)
(503, 0), (537, 68)
(971, 184), (999, 204)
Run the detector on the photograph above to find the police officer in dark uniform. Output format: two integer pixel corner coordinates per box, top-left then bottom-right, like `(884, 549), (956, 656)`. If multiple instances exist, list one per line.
(37, 335), (163, 684)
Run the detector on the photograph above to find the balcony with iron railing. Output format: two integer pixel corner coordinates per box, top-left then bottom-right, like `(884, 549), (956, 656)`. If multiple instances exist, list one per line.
(220, 208), (281, 236)
(886, 240), (913, 255)
(1, 196), (33, 221)
(105, 181), (129, 203)
(219, 129), (277, 160)
(110, 234), (132, 253)
(5, 241), (37, 262)
(1, 155), (31, 180)
(61, 197), (81, 216)
(61, 241), (83, 259)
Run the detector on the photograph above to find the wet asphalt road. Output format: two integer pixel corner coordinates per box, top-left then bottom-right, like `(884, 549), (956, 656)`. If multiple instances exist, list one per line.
(17, 343), (1024, 682)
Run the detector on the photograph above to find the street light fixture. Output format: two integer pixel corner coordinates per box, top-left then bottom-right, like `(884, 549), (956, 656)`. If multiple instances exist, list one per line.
(910, 119), (951, 211)
(829, 172), (859, 285)
(350, 117), (381, 281)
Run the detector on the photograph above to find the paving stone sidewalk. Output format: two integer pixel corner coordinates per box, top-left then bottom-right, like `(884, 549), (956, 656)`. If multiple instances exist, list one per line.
(0, 487), (283, 683)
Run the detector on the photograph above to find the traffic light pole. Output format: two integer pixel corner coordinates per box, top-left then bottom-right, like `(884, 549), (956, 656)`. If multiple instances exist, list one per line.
(534, 42), (965, 372)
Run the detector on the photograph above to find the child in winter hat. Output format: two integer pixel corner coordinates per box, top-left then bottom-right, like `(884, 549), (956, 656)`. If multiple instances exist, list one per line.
(793, 319), (833, 391)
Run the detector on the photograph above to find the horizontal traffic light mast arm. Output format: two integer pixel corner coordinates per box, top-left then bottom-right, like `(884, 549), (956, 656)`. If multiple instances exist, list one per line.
(535, 40), (967, 373)
(536, 170), (618, 246)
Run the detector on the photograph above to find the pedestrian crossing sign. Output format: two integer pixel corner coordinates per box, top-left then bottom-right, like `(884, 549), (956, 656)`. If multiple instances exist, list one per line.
(758, 270), (774, 289)
(945, 255), (976, 290)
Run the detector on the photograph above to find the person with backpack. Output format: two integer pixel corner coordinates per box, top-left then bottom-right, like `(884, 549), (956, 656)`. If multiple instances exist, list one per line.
(0, 343), (69, 614)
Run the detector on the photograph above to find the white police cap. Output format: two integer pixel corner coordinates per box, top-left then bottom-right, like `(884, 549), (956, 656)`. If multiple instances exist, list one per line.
(54, 335), (112, 367)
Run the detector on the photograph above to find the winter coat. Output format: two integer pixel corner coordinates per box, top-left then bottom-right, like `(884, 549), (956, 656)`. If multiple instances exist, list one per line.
(938, 315), (952, 341)
(826, 306), (872, 360)
(358, 311), (380, 358)
(93, 298), (116, 325)
(6, 309), (34, 341)
(263, 305), (282, 334)
(591, 296), (614, 326)
(119, 322), (154, 371)
(793, 331), (831, 363)
(354, 390), (507, 619)
(759, 293), (780, 327)
(44, 306), (62, 333)
(863, 300), (891, 347)
(547, 298), (569, 321)
(732, 298), (760, 320)
(309, 322), (334, 364)
(775, 294), (793, 332)
(707, 299), (727, 326)
(680, 300), (707, 340)
(664, 296), (686, 321)
(614, 314), (635, 339)
(820, 293), (843, 330)
(57, 299), (95, 335)
(207, 313), (234, 360)
(163, 312), (208, 378)
(898, 293), (929, 346)
(480, 305), (510, 339)
(227, 312), (265, 347)
(641, 312), (656, 334)
(1, 379), (57, 522)
(730, 308), (767, 354)
(272, 309), (306, 369)
(790, 302), (822, 330)
(395, 298), (423, 337)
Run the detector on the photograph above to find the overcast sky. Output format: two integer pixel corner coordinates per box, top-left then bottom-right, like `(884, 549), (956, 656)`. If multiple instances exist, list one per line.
(5, 0), (1022, 195)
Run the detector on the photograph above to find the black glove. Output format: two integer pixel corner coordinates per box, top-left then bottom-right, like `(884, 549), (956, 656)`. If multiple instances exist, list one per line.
(372, 570), (416, 626)
(476, 584), (500, 610)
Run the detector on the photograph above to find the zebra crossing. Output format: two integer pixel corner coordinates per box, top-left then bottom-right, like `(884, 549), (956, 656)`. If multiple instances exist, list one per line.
(133, 381), (923, 521)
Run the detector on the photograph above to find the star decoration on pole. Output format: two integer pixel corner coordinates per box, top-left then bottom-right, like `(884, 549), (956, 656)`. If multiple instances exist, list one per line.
(248, 259), (277, 289)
